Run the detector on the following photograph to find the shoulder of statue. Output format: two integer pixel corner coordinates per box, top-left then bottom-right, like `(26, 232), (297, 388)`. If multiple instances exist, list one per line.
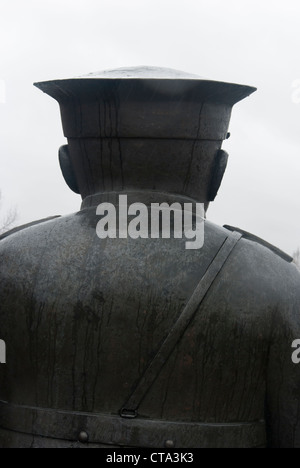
(223, 225), (293, 264)
(0, 216), (61, 241)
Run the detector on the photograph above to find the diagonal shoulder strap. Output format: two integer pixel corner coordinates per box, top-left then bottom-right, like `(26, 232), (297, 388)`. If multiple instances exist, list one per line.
(120, 231), (242, 418)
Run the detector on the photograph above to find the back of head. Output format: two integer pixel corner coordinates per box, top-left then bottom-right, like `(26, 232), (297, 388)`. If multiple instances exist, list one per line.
(35, 66), (256, 207)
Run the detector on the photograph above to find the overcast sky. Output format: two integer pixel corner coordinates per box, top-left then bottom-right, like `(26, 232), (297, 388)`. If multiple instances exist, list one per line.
(0, 0), (300, 255)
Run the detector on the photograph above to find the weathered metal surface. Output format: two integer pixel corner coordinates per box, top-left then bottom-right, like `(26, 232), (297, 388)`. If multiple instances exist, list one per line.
(34, 66), (256, 140)
(34, 67), (256, 202)
(0, 67), (300, 448)
(1, 209), (300, 447)
(0, 400), (266, 448)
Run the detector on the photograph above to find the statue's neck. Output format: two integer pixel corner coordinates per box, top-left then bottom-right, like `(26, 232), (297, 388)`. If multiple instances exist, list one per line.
(80, 190), (201, 210)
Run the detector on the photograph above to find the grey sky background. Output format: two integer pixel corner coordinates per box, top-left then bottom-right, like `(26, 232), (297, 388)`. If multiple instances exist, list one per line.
(0, 0), (300, 255)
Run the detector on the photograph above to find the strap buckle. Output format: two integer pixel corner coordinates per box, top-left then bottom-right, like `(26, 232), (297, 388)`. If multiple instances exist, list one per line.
(120, 408), (138, 419)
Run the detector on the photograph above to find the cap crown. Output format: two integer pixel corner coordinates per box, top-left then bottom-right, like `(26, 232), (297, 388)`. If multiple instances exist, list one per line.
(35, 66), (256, 140)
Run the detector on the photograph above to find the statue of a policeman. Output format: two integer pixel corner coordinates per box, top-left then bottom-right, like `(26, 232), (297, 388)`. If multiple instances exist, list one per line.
(0, 67), (299, 448)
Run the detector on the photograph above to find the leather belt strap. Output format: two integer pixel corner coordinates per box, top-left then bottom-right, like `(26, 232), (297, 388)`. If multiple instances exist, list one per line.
(121, 231), (242, 417)
(0, 401), (265, 448)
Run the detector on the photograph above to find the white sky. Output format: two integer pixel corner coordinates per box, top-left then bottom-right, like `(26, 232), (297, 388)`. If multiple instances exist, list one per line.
(0, 0), (300, 255)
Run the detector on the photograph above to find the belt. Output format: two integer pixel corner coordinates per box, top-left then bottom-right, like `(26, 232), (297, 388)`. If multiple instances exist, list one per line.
(0, 401), (266, 448)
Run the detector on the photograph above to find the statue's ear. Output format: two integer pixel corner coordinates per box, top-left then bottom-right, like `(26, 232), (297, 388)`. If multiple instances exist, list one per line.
(59, 145), (80, 194)
(208, 149), (229, 201)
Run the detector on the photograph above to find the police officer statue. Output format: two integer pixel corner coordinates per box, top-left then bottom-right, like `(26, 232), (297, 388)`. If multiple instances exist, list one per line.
(0, 67), (299, 448)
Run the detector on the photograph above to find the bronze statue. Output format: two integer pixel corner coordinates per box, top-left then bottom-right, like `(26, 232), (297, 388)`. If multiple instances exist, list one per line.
(0, 67), (299, 448)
